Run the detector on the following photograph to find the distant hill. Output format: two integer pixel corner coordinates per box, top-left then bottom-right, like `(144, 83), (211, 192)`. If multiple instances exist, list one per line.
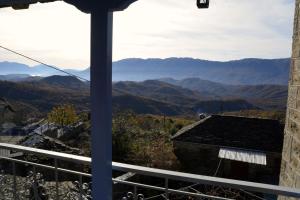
(0, 76), (258, 117)
(160, 78), (231, 96)
(160, 78), (288, 110)
(0, 57), (290, 85)
(112, 94), (190, 116)
(39, 75), (89, 90)
(113, 80), (213, 106)
(0, 80), (90, 113)
(0, 74), (31, 82)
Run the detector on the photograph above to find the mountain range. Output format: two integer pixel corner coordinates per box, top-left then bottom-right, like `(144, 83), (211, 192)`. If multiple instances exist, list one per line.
(0, 75), (265, 118)
(0, 57), (290, 85)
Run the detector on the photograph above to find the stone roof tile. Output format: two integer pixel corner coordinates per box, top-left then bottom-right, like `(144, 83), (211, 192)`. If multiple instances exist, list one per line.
(172, 115), (284, 153)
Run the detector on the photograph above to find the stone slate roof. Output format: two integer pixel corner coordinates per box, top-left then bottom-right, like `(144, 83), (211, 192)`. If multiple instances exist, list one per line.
(172, 115), (284, 153)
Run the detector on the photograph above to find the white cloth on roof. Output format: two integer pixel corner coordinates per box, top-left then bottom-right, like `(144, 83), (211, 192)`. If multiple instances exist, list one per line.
(218, 147), (267, 165)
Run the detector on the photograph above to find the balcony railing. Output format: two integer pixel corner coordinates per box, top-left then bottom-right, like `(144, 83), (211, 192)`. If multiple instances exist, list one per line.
(0, 142), (299, 200)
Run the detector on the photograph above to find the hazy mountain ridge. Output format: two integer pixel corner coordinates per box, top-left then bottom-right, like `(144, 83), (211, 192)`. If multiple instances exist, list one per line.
(0, 62), (88, 79)
(160, 77), (287, 98)
(0, 57), (290, 85)
(112, 58), (290, 85)
(160, 77), (288, 110)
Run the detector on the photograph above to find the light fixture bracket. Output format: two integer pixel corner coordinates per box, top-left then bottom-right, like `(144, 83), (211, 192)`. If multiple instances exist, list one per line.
(197, 0), (209, 9)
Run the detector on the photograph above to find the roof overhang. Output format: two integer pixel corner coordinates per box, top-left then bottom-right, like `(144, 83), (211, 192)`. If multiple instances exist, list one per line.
(0, 0), (56, 9)
(0, 0), (138, 12)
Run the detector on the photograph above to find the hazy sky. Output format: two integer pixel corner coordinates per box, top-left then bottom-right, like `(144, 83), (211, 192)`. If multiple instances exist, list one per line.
(0, 0), (295, 69)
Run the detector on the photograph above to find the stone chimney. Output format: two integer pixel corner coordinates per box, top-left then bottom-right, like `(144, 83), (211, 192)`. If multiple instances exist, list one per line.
(279, 0), (300, 198)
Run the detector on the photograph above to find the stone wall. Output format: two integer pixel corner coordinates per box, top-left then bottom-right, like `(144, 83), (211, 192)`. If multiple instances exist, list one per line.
(174, 141), (281, 184)
(279, 0), (300, 198)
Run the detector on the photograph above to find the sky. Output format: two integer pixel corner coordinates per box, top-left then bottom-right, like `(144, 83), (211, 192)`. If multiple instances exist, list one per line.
(0, 0), (295, 69)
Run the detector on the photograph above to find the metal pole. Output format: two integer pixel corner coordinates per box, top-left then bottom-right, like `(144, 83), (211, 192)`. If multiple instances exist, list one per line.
(12, 161), (16, 200)
(90, 7), (113, 200)
(54, 159), (59, 200)
(79, 175), (83, 200)
(33, 166), (38, 200)
(165, 178), (169, 199)
(134, 185), (137, 200)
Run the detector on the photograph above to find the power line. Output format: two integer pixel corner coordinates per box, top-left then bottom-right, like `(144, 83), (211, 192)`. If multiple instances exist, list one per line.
(214, 159), (222, 176)
(0, 45), (89, 82)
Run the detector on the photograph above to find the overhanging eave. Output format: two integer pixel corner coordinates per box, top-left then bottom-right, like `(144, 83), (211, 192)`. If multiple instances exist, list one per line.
(0, 0), (137, 12)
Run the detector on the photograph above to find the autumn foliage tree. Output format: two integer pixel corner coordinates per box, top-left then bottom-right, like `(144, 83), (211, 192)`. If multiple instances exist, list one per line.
(112, 111), (193, 169)
(48, 104), (79, 128)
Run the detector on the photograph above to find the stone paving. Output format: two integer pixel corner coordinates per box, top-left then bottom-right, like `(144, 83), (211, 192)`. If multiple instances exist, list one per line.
(0, 172), (92, 200)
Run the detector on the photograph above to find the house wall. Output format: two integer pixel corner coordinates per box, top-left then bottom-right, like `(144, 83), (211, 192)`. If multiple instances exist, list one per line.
(279, 0), (300, 198)
(173, 141), (281, 184)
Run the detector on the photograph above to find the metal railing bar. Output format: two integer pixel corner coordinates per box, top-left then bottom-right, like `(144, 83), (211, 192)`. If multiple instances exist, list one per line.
(114, 172), (136, 183)
(239, 189), (267, 200)
(0, 143), (299, 198)
(0, 143), (91, 165)
(165, 178), (169, 199)
(33, 166), (38, 200)
(112, 179), (234, 200)
(144, 194), (163, 200)
(113, 162), (300, 198)
(0, 156), (92, 178)
(12, 161), (17, 200)
(189, 186), (202, 193)
(145, 181), (205, 200)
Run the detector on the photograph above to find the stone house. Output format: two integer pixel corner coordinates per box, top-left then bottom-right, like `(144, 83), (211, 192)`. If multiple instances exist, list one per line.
(172, 115), (284, 185)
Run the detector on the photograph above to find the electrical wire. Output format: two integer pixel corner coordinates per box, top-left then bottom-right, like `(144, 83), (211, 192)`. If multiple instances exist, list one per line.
(0, 45), (89, 82)
(0, 45), (269, 200)
(239, 189), (267, 200)
(214, 159), (222, 176)
(144, 158), (266, 200)
(145, 159), (223, 200)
